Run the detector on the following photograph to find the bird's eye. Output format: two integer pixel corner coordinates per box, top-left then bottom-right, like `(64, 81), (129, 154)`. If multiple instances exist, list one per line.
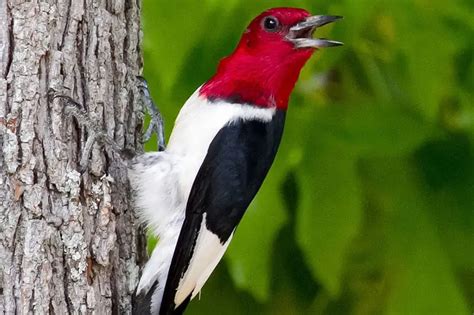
(262, 16), (280, 32)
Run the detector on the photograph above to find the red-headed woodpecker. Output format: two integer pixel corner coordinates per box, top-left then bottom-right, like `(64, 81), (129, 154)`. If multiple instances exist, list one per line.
(130, 7), (342, 315)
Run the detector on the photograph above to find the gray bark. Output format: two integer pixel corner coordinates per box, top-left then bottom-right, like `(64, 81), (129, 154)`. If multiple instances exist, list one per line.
(0, 0), (146, 313)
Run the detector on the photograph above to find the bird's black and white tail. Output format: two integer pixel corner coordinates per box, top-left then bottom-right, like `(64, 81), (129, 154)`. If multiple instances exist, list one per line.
(132, 280), (191, 315)
(133, 280), (158, 315)
(132, 281), (191, 315)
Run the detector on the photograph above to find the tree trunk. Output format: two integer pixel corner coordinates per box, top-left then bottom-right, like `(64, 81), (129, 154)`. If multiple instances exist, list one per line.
(0, 0), (146, 313)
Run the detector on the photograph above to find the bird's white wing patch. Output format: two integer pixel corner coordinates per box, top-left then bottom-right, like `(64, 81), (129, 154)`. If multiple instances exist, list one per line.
(174, 214), (234, 306)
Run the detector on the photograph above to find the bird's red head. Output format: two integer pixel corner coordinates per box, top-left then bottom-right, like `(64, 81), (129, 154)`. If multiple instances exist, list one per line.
(200, 7), (342, 110)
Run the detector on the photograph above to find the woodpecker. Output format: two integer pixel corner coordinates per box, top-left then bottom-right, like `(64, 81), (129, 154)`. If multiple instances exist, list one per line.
(130, 7), (342, 315)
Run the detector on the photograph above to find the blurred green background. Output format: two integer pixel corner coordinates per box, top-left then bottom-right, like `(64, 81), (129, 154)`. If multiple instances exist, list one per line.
(141, 0), (473, 314)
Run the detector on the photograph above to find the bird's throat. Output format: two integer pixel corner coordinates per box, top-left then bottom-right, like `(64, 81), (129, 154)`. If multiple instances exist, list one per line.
(200, 48), (313, 110)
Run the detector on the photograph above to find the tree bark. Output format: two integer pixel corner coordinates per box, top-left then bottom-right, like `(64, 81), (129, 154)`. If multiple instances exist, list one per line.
(0, 0), (146, 313)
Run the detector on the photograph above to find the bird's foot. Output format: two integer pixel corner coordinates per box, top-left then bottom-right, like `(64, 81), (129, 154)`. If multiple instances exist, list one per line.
(137, 76), (166, 151)
(48, 89), (133, 172)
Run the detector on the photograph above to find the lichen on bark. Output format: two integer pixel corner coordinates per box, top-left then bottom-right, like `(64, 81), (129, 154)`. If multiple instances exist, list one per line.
(0, 0), (147, 313)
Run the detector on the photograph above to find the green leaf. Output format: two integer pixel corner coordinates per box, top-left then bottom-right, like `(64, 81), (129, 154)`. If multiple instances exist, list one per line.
(364, 159), (470, 315)
(296, 142), (362, 296)
(147, 233), (158, 256)
(142, 1), (211, 94)
(415, 135), (474, 286)
(311, 103), (431, 158)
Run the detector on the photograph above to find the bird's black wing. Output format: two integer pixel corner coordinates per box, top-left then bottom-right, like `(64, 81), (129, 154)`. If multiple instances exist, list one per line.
(159, 110), (285, 315)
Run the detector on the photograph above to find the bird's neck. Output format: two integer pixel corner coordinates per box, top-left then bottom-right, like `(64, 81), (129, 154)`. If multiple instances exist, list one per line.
(200, 48), (312, 110)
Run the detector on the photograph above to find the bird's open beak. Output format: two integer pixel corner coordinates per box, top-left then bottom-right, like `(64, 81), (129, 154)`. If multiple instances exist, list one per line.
(287, 15), (343, 49)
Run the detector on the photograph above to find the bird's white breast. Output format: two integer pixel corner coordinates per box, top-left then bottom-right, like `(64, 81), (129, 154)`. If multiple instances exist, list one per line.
(166, 88), (276, 200)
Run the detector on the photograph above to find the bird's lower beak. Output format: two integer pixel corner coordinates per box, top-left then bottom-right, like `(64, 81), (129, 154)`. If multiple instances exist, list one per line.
(287, 15), (343, 49)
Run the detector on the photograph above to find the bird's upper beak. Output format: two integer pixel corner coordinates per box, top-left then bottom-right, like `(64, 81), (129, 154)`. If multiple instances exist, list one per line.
(286, 15), (343, 49)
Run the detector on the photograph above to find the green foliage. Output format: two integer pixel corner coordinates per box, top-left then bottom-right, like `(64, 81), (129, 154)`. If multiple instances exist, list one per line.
(297, 142), (362, 297)
(142, 0), (473, 314)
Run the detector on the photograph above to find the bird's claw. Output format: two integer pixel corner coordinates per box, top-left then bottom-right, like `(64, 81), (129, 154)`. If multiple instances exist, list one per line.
(48, 88), (130, 172)
(137, 76), (166, 151)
